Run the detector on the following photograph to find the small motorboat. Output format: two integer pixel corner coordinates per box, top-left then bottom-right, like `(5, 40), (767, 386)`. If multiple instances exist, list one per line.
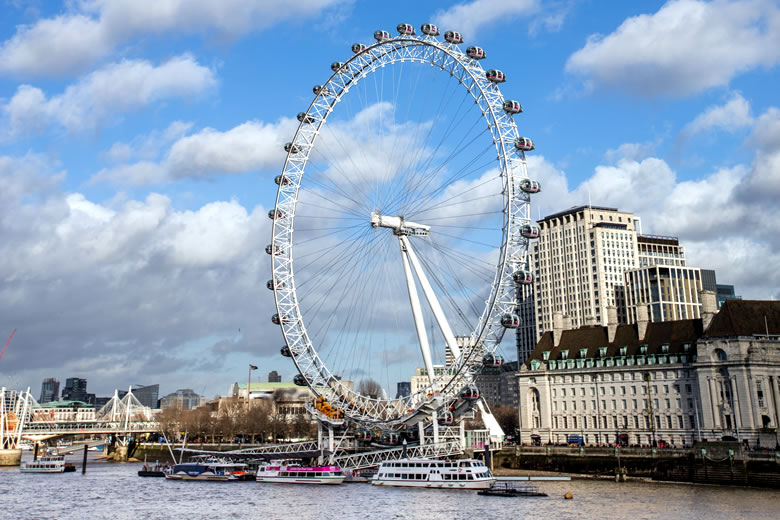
(478, 482), (548, 497)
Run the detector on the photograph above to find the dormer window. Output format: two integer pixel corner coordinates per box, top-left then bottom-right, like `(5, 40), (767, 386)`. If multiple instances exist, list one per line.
(599, 347), (607, 358)
(542, 351), (550, 361)
(579, 348), (588, 359)
(619, 346), (627, 356)
(661, 344), (669, 354)
(683, 343), (690, 352)
(560, 350), (568, 360)
(640, 344), (648, 355)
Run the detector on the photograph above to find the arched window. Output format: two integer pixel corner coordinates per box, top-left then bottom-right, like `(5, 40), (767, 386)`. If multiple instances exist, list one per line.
(713, 349), (727, 362)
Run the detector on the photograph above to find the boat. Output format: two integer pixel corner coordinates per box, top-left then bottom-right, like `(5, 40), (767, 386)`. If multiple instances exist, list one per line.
(255, 460), (346, 485)
(371, 458), (495, 489)
(20, 455), (75, 473)
(164, 460), (253, 481)
(477, 482), (548, 497)
(138, 461), (168, 477)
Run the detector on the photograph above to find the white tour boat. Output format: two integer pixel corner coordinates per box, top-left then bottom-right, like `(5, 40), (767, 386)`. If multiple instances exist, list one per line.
(372, 458), (495, 489)
(20, 455), (75, 473)
(256, 460), (346, 485)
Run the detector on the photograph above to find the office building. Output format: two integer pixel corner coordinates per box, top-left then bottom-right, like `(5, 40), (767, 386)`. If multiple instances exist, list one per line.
(637, 235), (686, 267)
(39, 378), (59, 404)
(533, 205), (640, 337)
(268, 371), (282, 383)
(61, 377), (90, 403)
(160, 389), (205, 411)
(516, 284), (537, 363)
(516, 295), (780, 448)
(624, 265), (703, 323)
(716, 284), (741, 308)
(701, 269), (717, 292)
(396, 381), (411, 399)
(131, 384), (160, 409)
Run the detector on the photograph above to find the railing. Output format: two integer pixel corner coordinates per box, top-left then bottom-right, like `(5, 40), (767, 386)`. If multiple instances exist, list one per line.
(225, 440), (321, 455)
(21, 421), (159, 434)
(336, 440), (463, 470)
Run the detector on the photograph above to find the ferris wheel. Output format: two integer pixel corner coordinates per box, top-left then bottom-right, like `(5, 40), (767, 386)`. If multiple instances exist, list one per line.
(268, 23), (540, 429)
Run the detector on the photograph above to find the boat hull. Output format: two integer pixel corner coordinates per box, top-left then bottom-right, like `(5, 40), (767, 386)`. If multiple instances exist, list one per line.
(256, 475), (346, 485)
(371, 478), (495, 489)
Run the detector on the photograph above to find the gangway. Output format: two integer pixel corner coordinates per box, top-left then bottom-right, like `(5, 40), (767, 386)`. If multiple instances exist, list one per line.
(336, 440), (463, 470)
(51, 438), (108, 456)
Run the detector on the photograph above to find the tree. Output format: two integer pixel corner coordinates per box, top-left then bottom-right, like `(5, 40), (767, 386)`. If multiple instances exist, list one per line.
(492, 405), (519, 436)
(357, 378), (383, 399)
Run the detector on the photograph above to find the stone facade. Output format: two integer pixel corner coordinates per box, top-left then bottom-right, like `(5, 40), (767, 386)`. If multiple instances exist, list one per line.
(516, 299), (780, 448)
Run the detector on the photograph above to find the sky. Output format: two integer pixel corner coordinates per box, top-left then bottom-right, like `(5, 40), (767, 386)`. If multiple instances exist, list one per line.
(1, 0), (779, 400)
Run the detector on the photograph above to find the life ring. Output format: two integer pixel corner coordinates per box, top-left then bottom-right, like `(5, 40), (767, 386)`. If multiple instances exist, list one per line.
(458, 467), (462, 473)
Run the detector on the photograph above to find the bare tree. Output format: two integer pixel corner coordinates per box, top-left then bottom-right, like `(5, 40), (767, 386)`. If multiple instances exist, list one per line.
(357, 378), (383, 399)
(492, 405), (519, 436)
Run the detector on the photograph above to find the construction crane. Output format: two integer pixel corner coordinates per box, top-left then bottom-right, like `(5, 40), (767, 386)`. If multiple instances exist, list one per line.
(0, 328), (16, 361)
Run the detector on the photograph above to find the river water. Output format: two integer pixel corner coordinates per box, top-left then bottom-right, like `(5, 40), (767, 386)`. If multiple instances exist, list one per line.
(1, 454), (778, 520)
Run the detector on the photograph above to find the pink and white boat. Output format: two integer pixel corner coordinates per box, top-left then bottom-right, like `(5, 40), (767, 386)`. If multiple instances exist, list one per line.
(255, 460), (345, 485)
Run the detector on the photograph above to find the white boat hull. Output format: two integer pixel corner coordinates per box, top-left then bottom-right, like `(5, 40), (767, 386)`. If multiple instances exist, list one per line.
(256, 475), (346, 485)
(371, 478), (495, 489)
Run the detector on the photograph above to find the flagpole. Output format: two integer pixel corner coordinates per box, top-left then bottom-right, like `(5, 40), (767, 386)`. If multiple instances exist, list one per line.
(247, 364), (252, 412)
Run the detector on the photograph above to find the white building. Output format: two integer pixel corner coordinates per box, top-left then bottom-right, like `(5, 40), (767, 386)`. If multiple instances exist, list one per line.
(516, 295), (780, 448)
(533, 205), (640, 337)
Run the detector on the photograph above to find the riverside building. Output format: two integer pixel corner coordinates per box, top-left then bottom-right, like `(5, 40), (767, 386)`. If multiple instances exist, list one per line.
(516, 295), (780, 448)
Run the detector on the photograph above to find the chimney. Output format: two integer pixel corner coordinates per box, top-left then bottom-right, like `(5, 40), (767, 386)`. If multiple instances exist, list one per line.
(585, 315), (596, 326)
(606, 305), (618, 343)
(700, 290), (717, 330)
(562, 314), (572, 331)
(553, 311), (563, 346)
(636, 304), (649, 342)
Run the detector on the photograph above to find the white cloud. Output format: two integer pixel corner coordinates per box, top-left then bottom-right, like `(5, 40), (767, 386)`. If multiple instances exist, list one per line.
(604, 141), (658, 163)
(566, 0), (780, 97)
(93, 118), (296, 184)
(0, 153), (278, 395)
(681, 92), (753, 138)
(3, 56), (216, 134)
(433, 0), (538, 39)
(0, 0), (347, 77)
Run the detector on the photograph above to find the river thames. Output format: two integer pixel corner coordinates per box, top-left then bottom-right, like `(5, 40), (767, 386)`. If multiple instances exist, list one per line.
(1, 456), (779, 519)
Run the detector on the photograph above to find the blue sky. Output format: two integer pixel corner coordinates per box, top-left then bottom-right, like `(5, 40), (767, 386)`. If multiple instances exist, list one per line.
(1, 0), (779, 399)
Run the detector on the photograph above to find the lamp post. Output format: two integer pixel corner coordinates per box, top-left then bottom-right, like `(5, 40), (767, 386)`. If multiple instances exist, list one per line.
(248, 364), (258, 411)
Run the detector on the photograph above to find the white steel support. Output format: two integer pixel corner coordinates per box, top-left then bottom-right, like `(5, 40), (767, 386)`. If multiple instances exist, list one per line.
(399, 237), (435, 386)
(400, 235), (462, 361)
(432, 412), (440, 444)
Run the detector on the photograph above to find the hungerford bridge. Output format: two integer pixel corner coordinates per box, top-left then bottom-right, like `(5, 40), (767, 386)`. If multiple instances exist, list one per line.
(1, 386), (497, 468)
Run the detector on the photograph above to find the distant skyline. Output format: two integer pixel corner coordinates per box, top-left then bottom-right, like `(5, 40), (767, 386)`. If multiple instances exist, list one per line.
(1, 1), (779, 397)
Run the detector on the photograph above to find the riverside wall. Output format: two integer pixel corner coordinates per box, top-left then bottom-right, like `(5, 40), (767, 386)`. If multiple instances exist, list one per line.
(495, 444), (780, 488)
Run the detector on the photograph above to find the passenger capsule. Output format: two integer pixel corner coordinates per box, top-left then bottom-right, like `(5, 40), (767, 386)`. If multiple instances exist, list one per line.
(503, 99), (523, 114)
(331, 61), (346, 73)
(313, 84), (332, 96)
(374, 30), (391, 42)
(266, 279), (284, 290)
(271, 313), (288, 325)
(293, 374), (307, 386)
(265, 244), (283, 256)
(297, 112), (315, 124)
(421, 23), (440, 36)
(280, 345), (292, 357)
(486, 69), (506, 83)
(438, 411), (454, 425)
(284, 142), (301, 154)
(274, 175), (290, 186)
(513, 270), (534, 285)
(520, 224), (539, 239)
(519, 178), (541, 193)
(355, 429), (373, 441)
(501, 313), (521, 328)
(444, 31), (463, 44)
(514, 137), (535, 152)
(466, 46), (486, 60)
(397, 23), (415, 36)
(268, 209), (285, 220)
(352, 42), (367, 53)
(380, 432), (400, 445)
(459, 385), (480, 400)
(482, 353), (504, 367)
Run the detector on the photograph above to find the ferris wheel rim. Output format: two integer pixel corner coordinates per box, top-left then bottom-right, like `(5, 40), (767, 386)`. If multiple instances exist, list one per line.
(270, 30), (531, 427)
